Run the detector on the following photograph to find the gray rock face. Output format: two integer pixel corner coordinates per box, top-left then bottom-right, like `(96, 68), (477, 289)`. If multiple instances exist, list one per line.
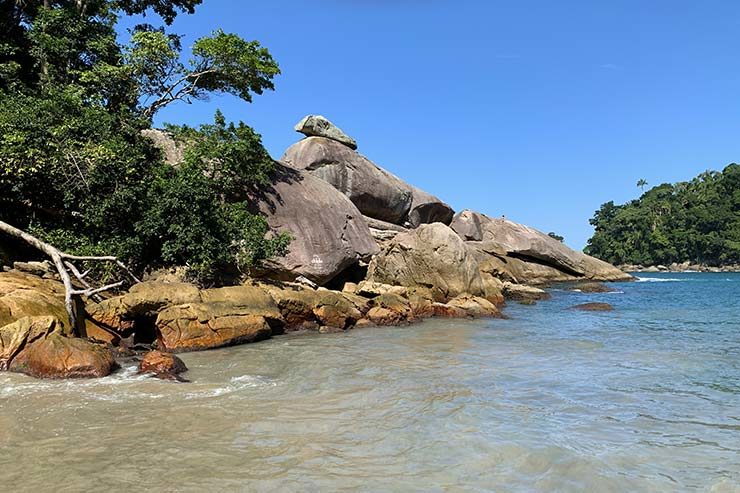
(141, 129), (185, 166)
(295, 115), (357, 150)
(282, 137), (453, 227)
(406, 186), (455, 227)
(282, 137), (413, 224)
(366, 223), (487, 302)
(249, 162), (379, 285)
(451, 210), (632, 284)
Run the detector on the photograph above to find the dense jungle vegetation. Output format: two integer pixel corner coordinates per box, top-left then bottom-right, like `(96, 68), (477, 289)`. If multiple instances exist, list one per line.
(586, 164), (740, 266)
(0, 0), (289, 283)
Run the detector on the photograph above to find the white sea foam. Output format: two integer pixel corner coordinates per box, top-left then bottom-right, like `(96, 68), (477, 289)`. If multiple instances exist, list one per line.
(635, 277), (684, 283)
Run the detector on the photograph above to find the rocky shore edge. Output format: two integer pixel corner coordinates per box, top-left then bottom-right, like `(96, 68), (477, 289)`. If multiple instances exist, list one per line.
(0, 115), (632, 381)
(619, 262), (740, 273)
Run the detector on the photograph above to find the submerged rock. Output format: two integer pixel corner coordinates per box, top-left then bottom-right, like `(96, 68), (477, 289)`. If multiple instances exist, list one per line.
(572, 302), (614, 312)
(502, 282), (551, 302)
(569, 282), (617, 293)
(294, 115), (358, 150)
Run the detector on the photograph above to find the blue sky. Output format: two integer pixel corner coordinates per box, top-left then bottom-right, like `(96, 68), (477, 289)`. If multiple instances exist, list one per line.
(122, 0), (740, 249)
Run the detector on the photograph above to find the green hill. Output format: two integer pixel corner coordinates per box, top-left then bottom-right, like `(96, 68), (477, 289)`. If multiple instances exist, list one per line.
(585, 164), (740, 267)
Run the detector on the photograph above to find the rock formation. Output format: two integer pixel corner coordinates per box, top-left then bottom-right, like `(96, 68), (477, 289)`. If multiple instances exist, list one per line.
(248, 162), (379, 285)
(451, 210), (632, 284)
(365, 223), (491, 302)
(294, 115), (358, 150)
(282, 136), (453, 228)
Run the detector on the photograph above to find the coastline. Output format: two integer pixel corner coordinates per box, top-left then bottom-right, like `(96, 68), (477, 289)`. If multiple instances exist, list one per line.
(619, 262), (740, 273)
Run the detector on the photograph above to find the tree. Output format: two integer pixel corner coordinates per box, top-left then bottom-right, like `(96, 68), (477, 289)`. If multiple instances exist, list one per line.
(0, 0), (290, 285)
(637, 178), (648, 191)
(129, 29), (280, 118)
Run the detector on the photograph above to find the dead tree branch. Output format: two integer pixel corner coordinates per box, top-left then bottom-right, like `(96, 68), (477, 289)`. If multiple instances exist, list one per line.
(0, 220), (139, 331)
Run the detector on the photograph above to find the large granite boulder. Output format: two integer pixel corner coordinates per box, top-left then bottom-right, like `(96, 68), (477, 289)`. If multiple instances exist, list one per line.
(294, 115), (357, 150)
(1, 316), (116, 378)
(249, 162), (379, 285)
(366, 223), (487, 302)
(282, 137), (413, 224)
(282, 136), (453, 227)
(452, 210), (632, 283)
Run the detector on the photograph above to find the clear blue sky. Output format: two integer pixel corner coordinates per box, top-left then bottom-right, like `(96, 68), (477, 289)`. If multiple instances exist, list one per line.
(122, 0), (740, 250)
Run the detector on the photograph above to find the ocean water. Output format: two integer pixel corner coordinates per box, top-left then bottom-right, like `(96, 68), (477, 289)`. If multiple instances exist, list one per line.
(0, 272), (739, 492)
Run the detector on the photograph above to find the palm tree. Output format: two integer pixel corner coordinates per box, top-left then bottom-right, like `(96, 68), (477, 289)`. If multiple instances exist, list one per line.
(637, 179), (648, 191)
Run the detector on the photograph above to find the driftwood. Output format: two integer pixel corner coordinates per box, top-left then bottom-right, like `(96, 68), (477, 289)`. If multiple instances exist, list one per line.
(0, 220), (140, 330)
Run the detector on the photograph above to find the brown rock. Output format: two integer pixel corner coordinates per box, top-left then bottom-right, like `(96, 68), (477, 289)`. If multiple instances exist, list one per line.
(366, 293), (414, 326)
(139, 350), (188, 380)
(430, 303), (469, 318)
(156, 304), (273, 352)
(446, 295), (502, 318)
(572, 302), (614, 312)
(0, 271), (68, 330)
(2, 316), (115, 378)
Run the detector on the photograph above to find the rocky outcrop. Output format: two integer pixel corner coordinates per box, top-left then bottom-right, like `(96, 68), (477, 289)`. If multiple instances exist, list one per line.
(366, 223), (492, 302)
(295, 115), (357, 150)
(156, 303), (274, 352)
(141, 128), (185, 166)
(0, 271), (69, 330)
(1, 316), (116, 378)
(406, 186), (455, 227)
(451, 210), (632, 284)
(282, 136), (453, 227)
(139, 350), (188, 381)
(249, 162), (379, 285)
(282, 137), (413, 224)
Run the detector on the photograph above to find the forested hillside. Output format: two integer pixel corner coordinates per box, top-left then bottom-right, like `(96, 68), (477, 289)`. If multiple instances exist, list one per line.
(586, 164), (740, 266)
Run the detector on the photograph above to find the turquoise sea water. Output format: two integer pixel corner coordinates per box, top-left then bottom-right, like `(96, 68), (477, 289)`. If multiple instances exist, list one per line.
(0, 272), (738, 491)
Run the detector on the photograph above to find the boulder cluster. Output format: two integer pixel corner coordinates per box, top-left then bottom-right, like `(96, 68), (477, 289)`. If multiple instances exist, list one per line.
(0, 115), (632, 380)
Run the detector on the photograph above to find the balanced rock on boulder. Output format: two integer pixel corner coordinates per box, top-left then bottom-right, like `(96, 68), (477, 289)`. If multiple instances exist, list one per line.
(295, 115), (358, 150)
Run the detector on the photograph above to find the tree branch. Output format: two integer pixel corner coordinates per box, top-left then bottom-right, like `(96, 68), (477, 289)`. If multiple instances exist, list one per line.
(0, 220), (137, 332)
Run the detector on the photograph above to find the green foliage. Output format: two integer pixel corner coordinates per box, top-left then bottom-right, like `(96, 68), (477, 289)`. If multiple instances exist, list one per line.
(586, 165), (740, 266)
(137, 113), (290, 283)
(547, 232), (564, 243)
(0, 0), (289, 284)
(129, 28), (280, 117)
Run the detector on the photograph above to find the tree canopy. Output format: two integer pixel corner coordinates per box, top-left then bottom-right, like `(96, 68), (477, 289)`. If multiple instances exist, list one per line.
(586, 164), (740, 266)
(0, 0), (289, 284)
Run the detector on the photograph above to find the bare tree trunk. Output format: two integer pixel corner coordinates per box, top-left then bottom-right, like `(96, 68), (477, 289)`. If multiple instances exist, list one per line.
(0, 220), (140, 331)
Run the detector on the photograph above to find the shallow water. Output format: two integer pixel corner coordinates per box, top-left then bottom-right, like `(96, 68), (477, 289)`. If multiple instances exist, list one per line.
(1, 273), (739, 492)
